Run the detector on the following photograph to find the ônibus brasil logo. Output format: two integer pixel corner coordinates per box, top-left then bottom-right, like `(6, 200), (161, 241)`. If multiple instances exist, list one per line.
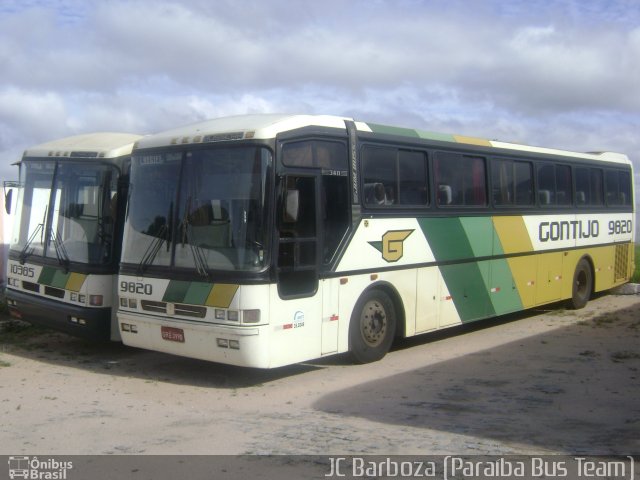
(8, 456), (73, 479)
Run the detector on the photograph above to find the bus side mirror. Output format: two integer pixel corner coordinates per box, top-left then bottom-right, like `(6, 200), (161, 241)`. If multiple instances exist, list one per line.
(284, 189), (299, 223)
(4, 189), (12, 214)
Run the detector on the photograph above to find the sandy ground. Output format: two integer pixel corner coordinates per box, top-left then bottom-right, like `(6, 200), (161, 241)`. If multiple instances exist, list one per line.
(0, 292), (638, 456)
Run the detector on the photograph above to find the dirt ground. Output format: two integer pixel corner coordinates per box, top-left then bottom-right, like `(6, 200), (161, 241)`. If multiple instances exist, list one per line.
(0, 292), (638, 456)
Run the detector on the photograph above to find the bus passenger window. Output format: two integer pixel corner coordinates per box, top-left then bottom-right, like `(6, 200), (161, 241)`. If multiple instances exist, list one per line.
(492, 159), (533, 206)
(362, 146), (428, 207)
(606, 170), (632, 206)
(362, 147), (396, 206)
(434, 152), (486, 207)
(575, 167), (603, 206)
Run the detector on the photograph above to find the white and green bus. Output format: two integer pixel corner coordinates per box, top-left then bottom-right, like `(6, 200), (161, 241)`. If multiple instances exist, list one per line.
(117, 114), (634, 367)
(6, 133), (143, 340)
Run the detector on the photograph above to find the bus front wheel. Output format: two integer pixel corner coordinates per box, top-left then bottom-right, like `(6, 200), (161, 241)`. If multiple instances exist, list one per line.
(349, 289), (396, 364)
(569, 258), (592, 309)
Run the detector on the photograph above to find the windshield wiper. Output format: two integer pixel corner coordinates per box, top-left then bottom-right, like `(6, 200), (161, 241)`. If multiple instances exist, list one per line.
(180, 197), (211, 280)
(137, 225), (167, 276)
(49, 227), (70, 273)
(136, 202), (172, 276)
(19, 205), (47, 264)
(190, 237), (211, 280)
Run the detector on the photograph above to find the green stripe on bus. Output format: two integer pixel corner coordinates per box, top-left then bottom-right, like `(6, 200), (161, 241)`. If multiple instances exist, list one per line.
(162, 280), (191, 303)
(460, 217), (495, 257)
(415, 130), (457, 142)
(419, 216), (524, 321)
(440, 262), (496, 322)
(51, 270), (70, 288)
(488, 259), (523, 314)
(366, 122), (473, 143)
(367, 123), (420, 138)
(418, 217), (474, 261)
(37, 266), (57, 286)
(183, 282), (213, 305)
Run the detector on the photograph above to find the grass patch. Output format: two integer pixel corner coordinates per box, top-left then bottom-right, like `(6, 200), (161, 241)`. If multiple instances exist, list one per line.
(0, 318), (50, 346)
(611, 351), (640, 362)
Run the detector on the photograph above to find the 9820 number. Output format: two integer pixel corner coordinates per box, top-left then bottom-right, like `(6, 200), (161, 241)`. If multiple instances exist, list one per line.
(608, 220), (632, 235)
(120, 281), (153, 295)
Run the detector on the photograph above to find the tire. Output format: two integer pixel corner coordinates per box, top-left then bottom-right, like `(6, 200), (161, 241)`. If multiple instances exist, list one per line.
(349, 289), (396, 364)
(569, 258), (592, 309)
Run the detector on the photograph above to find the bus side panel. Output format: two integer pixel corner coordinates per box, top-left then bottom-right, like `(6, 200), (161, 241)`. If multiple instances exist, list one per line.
(505, 256), (537, 308)
(415, 267), (440, 333)
(535, 252), (564, 304)
(268, 284), (323, 368)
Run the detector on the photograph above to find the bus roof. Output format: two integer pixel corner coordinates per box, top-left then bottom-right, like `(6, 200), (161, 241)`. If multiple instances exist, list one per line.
(23, 132), (144, 160)
(134, 114), (630, 165)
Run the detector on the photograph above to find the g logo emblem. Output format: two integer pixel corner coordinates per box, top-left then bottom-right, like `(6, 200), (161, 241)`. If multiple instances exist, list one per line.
(369, 230), (414, 262)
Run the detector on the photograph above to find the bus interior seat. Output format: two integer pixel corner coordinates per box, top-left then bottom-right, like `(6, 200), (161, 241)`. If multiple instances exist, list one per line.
(556, 191), (566, 204)
(62, 203), (99, 243)
(437, 184), (452, 205)
(190, 204), (230, 247)
(576, 191), (586, 205)
(538, 190), (551, 205)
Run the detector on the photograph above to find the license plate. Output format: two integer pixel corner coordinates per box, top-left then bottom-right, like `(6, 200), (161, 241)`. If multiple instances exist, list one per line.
(161, 326), (185, 343)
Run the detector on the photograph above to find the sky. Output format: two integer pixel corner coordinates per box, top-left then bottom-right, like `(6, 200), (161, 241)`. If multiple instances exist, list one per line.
(0, 0), (639, 208)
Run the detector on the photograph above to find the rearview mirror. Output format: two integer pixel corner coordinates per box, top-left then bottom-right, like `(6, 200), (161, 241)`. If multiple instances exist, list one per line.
(4, 189), (12, 215)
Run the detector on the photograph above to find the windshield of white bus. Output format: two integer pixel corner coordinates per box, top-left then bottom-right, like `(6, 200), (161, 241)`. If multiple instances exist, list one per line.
(10, 160), (119, 265)
(123, 146), (271, 273)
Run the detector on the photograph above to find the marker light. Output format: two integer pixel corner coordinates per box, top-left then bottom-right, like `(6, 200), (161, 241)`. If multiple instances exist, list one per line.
(89, 295), (103, 306)
(242, 310), (260, 324)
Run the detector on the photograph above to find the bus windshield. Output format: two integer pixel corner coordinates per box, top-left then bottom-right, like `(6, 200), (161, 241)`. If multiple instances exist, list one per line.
(10, 160), (119, 265)
(123, 146), (271, 273)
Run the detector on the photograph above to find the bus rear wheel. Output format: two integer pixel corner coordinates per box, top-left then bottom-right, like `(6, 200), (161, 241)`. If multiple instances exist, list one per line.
(569, 258), (592, 309)
(349, 289), (396, 364)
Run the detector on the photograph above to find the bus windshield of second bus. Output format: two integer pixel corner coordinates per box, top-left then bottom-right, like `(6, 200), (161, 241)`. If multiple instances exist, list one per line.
(122, 146), (271, 274)
(6, 133), (142, 341)
(13, 160), (119, 266)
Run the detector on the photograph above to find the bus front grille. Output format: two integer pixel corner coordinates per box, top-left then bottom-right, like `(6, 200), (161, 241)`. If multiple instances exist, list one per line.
(22, 281), (40, 293)
(44, 286), (65, 299)
(140, 300), (206, 318)
(141, 300), (166, 313)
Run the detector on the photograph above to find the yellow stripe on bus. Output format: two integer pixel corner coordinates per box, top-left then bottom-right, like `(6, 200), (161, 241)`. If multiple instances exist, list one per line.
(205, 284), (239, 308)
(65, 273), (87, 292)
(452, 135), (492, 147)
(492, 216), (533, 254)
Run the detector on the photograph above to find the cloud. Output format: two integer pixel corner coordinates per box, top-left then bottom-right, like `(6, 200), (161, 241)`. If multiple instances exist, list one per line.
(0, 0), (638, 188)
